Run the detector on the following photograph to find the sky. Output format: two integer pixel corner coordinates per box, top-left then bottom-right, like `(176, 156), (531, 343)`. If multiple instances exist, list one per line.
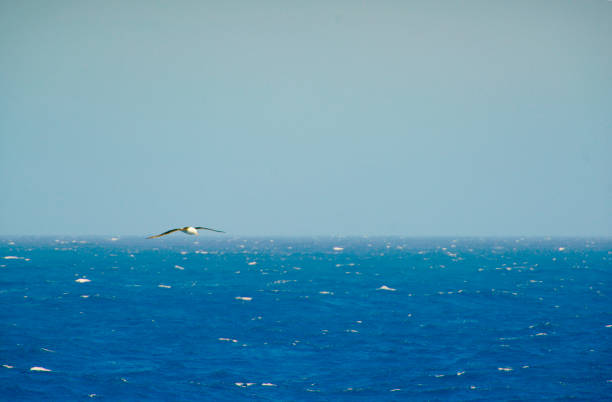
(1, 0), (611, 237)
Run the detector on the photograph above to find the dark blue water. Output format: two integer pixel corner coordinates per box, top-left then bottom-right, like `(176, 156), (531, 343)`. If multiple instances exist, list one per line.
(1, 237), (610, 400)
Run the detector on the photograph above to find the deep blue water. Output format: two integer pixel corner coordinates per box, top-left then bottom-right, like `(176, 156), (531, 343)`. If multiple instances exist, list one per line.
(0, 236), (610, 400)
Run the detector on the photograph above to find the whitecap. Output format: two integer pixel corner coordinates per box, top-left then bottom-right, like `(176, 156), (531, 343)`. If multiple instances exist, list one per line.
(377, 285), (396, 291)
(30, 366), (52, 372)
(235, 296), (252, 301)
(174, 265), (185, 270)
(498, 367), (513, 372)
(75, 278), (91, 283)
(333, 247), (344, 251)
(261, 383), (277, 387)
(158, 284), (171, 288)
(273, 279), (295, 285)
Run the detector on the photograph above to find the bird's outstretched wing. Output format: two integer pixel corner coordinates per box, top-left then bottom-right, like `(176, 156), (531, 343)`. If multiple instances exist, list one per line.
(147, 228), (181, 239)
(195, 226), (225, 233)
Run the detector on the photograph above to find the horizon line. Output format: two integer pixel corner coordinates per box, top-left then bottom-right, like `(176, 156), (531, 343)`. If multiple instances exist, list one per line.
(1, 234), (611, 239)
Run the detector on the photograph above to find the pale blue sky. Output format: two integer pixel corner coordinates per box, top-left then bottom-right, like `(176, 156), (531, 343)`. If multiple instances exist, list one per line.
(1, 1), (611, 236)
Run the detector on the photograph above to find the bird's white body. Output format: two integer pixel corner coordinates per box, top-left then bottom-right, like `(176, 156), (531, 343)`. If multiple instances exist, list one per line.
(183, 227), (198, 235)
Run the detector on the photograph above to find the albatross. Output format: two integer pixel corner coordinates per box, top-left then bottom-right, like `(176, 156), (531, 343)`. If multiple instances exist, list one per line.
(147, 226), (225, 239)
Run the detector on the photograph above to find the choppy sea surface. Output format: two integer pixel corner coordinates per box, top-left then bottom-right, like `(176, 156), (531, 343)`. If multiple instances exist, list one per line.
(0, 236), (610, 401)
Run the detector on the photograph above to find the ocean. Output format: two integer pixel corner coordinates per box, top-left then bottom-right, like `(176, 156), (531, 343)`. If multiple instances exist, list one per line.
(1, 236), (610, 400)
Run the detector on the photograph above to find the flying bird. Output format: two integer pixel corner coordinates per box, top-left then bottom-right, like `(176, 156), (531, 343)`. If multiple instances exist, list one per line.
(147, 226), (225, 239)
